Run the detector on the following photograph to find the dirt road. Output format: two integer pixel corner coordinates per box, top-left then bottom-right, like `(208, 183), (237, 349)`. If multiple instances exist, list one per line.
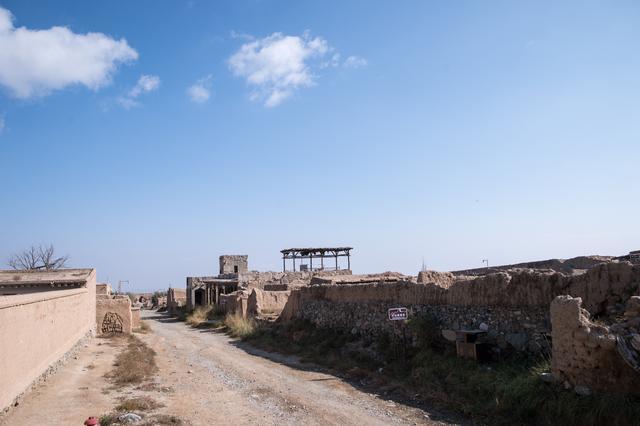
(2, 311), (462, 425)
(138, 311), (458, 425)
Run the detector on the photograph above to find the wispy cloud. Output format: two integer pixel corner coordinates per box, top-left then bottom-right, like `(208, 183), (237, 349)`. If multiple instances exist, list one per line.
(229, 30), (254, 41)
(343, 55), (367, 69)
(117, 74), (160, 109)
(228, 32), (330, 107)
(0, 115), (5, 134)
(0, 6), (137, 99)
(186, 75), (213, 103)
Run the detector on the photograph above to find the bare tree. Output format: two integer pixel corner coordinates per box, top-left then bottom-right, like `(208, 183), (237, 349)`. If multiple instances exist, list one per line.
(7, 245), (69, 270)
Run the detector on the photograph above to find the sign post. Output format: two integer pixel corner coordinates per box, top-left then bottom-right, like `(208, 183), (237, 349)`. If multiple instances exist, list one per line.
(387, 307), (409, 360)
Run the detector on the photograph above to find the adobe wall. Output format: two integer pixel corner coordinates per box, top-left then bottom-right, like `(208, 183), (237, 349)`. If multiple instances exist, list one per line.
(220, 292), (248, 318)
(550, 295), (640, 393)
(239, 269), (352, 290)
(96, 296), (132, 335)
(0, 271), (96, 411)
(247, 289), (290, 318)
(167, 288), (186, 313)
(131, 307), (141, 329)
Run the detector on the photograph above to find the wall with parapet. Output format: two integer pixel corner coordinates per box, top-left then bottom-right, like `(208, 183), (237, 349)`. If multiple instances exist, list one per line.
(0, 270), (96, 411)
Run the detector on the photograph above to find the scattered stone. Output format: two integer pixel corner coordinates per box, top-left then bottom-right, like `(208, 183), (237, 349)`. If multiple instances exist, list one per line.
(479, 322), (489, 331)
(118, 413), (142, 423)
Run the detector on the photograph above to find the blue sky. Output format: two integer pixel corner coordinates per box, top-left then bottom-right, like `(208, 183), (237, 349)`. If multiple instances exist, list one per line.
(1, 1), (639, 291)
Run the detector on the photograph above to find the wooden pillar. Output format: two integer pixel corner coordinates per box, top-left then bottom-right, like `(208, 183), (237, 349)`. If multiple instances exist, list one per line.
(310, 254), (313, 271)
(335, 252), (338, 270)
(321, 255), (324, 270)
(283, 257), (286, 272)
(347, 252), (351, 270)
(293, 255), (296, 272)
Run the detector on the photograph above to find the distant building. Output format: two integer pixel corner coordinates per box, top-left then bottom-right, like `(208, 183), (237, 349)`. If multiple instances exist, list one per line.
(186, 255), (247, 310)
(630, 250), (640, 265)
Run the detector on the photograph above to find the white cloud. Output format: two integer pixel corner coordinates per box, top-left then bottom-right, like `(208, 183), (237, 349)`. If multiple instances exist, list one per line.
(0, 116), (4, 134)
(117, 74), (160, 109)
(0, 6), (137, 99)
(186, 75), (213, 103)
(228, 32), (330, 107)
(343, 55), (367, 69)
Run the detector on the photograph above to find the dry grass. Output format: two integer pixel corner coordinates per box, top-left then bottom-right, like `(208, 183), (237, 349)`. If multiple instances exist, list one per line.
(138, 320), (152, 333)
(224, 313), (257, 338)
(185, 307), (209, 327)
(140, 414), (184, 425)
(105, 335), (157, 386)
(116, 396), (163, 412)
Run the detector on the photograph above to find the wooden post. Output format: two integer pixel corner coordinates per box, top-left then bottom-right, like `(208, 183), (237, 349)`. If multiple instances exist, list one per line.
(293, 255), (296, 272)
(310, 254), (313, 271)
(321, 255), (324, 270)
(283, 257), (286, 272)
(335, 252), (338, 270)
(347, 252), (351, 270)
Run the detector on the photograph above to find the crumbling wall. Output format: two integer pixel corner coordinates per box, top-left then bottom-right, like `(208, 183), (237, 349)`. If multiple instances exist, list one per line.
(220, 291), (248, 318)
(247, 289), (290, 318)
(167, 288), (186, 313)
(550, 295), (639, 393)
(96, 296), (132, 335)
(279, 262), (640, 355)
(219, 255), (248, 275)
(239, 269), (353, 291)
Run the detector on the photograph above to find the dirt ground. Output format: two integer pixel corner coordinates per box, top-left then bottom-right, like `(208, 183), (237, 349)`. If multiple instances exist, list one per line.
(2, 310), (464, 425)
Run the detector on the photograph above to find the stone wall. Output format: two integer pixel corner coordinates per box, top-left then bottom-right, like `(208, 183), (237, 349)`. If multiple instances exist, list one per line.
(96, 295), (132, 335)
(219, 255), (248, 275)
(550, 295), (639, 394)
(279, 262), (640, 355)
(0, 270), (96, 411)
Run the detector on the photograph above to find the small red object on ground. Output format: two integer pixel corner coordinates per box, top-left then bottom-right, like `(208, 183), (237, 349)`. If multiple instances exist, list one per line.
(84, 416), (99, 426)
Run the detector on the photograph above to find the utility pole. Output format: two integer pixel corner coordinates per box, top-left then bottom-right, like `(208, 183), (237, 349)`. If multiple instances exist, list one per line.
(118, 280), (129, 294)
(482, 259), (489, 269)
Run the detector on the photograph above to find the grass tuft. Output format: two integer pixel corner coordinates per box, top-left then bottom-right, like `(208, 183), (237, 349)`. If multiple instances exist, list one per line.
(224, 313), (257, 338)
(116, 396), (162, 412)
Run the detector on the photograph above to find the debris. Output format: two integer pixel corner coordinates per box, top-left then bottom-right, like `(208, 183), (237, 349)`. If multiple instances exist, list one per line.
(539, 372), (555, 383)
(118, 413), (142, 423)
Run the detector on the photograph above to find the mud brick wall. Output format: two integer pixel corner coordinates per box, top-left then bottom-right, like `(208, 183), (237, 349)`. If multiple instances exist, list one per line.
(550, 295), (640, 393)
